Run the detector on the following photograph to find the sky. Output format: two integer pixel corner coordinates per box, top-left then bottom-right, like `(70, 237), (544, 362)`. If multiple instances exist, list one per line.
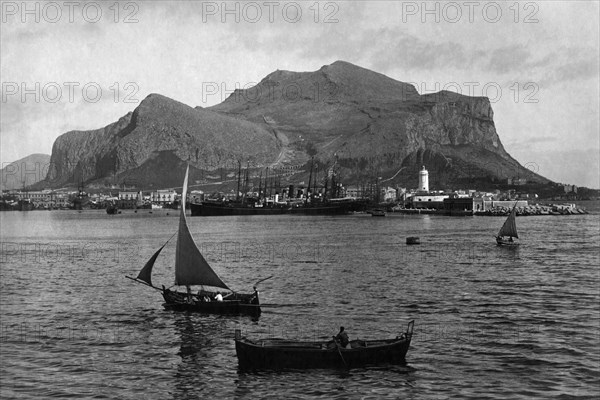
(1, 0), (599, 188)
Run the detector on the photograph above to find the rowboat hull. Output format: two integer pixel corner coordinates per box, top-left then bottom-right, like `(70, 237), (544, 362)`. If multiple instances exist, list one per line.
(235, 321), (413, 370)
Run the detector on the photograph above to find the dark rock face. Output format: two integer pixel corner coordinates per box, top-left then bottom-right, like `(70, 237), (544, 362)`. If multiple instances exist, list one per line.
(42, 61), (548, 189)
(46, 94), (281, 188)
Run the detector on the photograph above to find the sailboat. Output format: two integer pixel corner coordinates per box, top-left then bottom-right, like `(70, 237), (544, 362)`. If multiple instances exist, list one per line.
(127, 165), (261, 316)
(496, 203), (519, 246)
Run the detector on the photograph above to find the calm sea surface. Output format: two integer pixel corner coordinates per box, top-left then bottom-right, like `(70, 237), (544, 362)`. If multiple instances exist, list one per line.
(1, 202), (599, 399)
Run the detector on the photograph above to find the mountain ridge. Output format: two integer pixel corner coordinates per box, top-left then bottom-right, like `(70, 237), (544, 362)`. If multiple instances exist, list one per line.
(34, 60), (548, 190)
(1, 153), (51, 190)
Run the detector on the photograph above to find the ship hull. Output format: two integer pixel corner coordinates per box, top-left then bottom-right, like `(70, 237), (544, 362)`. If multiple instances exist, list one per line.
(190, 201), (353, 216)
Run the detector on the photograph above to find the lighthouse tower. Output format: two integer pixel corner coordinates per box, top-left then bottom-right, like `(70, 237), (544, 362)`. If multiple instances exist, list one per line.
(418, 166), (429, 193)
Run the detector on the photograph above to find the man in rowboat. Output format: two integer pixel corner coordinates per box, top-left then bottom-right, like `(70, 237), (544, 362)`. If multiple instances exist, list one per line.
(334, 326), (349, 348)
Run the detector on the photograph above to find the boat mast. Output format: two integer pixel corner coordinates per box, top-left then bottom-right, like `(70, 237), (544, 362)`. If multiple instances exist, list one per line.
(265, 167), (270, 199)
(236, 160), (241, 201)
(314, 164), (319, 202)
(242, 160), (250, 203)
(306, 157), (314, 204)
(258, 170), (263, 200)
(323, 163), (329, 201)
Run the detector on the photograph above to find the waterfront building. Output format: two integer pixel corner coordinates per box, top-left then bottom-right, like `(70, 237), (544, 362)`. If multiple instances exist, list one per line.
(151, 189), (177, 204)
(118, 191), (143, 209)
(443, 194), (475, 216)
(408, 194), (449, 210)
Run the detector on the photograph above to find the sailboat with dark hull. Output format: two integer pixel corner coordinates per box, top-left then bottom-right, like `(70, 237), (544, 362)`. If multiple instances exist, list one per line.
(127, 166), (260, 316)
(496, 203), (519, 246)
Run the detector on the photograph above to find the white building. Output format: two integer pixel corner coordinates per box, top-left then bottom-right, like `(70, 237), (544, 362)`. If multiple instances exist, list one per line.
(151, 189), (177, 204)
(118, 191), (142, 201)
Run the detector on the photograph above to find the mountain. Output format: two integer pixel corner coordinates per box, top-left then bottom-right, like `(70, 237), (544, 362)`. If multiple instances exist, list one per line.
(211, 61), (547, 189)
(41, 94), (280, 189)
(37, 61), (549, 190)
(1, 153), (51, 190)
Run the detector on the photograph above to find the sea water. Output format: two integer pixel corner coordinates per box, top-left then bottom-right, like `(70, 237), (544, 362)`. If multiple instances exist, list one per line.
(1, 203), (598, 399)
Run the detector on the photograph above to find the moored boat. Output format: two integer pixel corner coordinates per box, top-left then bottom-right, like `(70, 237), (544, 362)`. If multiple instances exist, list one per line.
(234, 320), (414, 370)
(370, 208), (386, 217)
(406, 236), (420, 245)
(190, 199), (353, 216)
(190, 200), (291, 216)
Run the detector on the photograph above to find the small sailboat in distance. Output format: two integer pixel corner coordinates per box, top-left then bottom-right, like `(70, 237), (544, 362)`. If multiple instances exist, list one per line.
(127, 165), (261, 316)
(496, 203), (519, 246)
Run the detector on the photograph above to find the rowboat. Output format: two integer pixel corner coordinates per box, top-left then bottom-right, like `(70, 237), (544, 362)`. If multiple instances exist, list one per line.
(234, 320), (414, 369)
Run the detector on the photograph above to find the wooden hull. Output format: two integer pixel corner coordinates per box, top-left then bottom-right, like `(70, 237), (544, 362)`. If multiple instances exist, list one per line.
(190, 202), (290, 216)
(162, 290), (260, 316)
(496, 237), (519, 246)
(235, 321), (413, 370)
(190, 201), (352, 216)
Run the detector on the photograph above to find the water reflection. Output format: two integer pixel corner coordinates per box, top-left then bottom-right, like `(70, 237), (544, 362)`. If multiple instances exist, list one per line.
(171, 313), (230, 400)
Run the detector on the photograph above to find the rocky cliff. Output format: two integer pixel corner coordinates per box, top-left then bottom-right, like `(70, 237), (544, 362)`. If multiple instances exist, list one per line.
(210, 61), (545, 188)
(44, 94), (281, 189)
(39, 61), (548, 190)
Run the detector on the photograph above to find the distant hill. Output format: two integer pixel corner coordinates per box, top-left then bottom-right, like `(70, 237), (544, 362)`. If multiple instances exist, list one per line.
(37, 61), (549, 190)
(1, 153), (51, 190)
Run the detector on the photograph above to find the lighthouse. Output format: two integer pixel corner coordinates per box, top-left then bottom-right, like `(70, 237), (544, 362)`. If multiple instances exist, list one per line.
(418, 166), (429, 193)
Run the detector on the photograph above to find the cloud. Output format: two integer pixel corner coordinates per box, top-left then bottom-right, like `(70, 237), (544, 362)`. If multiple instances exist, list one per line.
(1, 1), (597, 186)
(507, 136), (559, 147)
(552, 57), (600, 83)
(511, 148), (600, 188)
(486, 45), (533, 74)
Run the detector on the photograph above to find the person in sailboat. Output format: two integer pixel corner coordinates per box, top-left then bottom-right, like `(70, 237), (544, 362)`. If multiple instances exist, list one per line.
(509, 237), (514, 242)
(214, 292), (223, 302)
(186, 285), (195, 304)
(197, 289), (208, 302)
(250, 286), (259, 305)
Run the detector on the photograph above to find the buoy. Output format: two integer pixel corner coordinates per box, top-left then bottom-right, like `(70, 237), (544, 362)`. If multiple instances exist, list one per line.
(406, 237), (420, 245)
